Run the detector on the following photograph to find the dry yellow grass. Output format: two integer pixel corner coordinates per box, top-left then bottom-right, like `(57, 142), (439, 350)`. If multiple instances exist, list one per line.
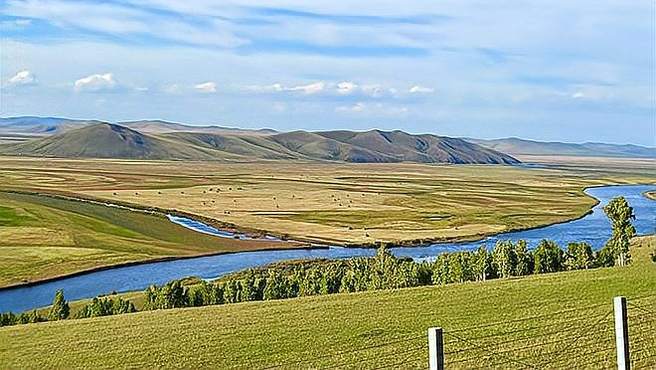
(1, 156), (654, 245)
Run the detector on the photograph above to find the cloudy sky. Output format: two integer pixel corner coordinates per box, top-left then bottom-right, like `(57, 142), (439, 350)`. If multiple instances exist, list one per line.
(1, 0), (654, 145)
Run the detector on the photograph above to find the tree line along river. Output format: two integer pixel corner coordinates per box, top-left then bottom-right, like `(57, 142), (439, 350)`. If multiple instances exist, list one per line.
(0, 184), (653, 313)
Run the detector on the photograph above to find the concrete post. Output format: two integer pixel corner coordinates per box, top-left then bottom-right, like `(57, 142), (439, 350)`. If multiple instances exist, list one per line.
(614, 296), (630, 370)
(428, 327), (444, 370)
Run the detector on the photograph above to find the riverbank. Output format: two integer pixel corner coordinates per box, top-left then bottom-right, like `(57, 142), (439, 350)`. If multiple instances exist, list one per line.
(3, 235), (654, 369)
(0, 190), (312, 289)
(0, 245), (329, 292)
(0, 182), (608, 248)
(1, 183), (654, 292)
(1, 184), (654, 313)
(0, 185), (596, 291)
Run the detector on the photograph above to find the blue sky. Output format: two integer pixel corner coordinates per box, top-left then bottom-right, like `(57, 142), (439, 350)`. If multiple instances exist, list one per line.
(1, 0), (654, 145)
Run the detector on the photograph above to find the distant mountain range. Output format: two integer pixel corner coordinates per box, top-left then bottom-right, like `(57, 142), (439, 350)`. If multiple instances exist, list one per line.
(0, 116), (277, 137)
(2, 116), (652, 162)
(0, 117), (518, 164)
(466, 137), (656, 158)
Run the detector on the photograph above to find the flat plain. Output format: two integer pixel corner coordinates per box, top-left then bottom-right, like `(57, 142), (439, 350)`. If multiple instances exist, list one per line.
(0, 191), (300, 287)
(0, 156), (654, 287)
(1, 235), (654, 369)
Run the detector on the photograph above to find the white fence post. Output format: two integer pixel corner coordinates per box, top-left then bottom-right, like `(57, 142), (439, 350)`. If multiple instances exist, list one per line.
(614, 296), (631, 370)
(428, 327), (444, 370)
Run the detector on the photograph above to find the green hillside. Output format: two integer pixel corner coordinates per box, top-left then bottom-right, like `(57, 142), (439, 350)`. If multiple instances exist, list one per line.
(0, 123), (228, 160)
(1, 236), (653, 369)
(0, 191), (301, 287)
(0, 122), (520, 164)
(161, 131), (301, 160)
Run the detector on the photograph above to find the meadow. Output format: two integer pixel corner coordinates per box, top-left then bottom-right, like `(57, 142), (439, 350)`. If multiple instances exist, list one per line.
(1, 156), (654, 245)
(0, 191), (299, 287)
(1, 235), (654, 369)
(0, 156), (653, 287)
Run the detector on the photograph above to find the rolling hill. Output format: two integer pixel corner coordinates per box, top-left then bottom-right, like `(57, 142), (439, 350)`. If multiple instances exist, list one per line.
(0, 123), (519, 164)
(0, 123), (226, 160)
(467, 137), (656, 158)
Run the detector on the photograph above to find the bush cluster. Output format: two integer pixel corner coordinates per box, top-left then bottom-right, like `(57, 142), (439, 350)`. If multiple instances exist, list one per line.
(75, 296), (136, 318)
(0, 238), (627, 327)
(140, 239), (611, 312)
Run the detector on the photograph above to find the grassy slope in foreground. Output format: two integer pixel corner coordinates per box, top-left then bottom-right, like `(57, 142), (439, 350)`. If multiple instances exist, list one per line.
(1, 236), (654, 369)
(0, 191), (300, 288)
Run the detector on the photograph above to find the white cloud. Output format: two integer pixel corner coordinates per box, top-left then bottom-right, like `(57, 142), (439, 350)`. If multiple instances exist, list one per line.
(74, 73), (116, 92)
(336, 81), (358, 95)
(409, 85), (435, 94)
(243, 83), (284, 93)
(241, 80), (405, 98)
(286, 81), (325, 94)
(194, 81), (217, 93)
(243, 82), (325, 94)
(7, 70), (36, 86)
(360, 84), (383, 97)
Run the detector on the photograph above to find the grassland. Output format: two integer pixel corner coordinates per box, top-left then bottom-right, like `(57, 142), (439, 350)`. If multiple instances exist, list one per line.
(1, 235), (654, 369)
(0, 191), (300, 288)
(1, 156), (654, 246)
(0, 156), (653, 287)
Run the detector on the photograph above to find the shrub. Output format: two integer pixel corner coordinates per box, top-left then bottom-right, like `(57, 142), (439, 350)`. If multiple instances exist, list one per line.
(48, 289), (70, 321)
(534, 240), (564, 274)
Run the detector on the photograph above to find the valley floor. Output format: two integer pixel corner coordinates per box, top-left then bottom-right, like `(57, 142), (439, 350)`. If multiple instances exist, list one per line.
(0, 156), (654, 287)
(1, 236), (654, 369)
(0, 191), (302, 288)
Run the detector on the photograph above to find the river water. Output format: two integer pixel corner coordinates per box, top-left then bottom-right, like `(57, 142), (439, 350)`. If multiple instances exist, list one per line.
(0, 184), (653, 313)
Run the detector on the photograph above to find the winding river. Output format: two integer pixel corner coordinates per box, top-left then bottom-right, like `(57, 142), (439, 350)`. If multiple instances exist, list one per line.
(0, 185), (654, 313)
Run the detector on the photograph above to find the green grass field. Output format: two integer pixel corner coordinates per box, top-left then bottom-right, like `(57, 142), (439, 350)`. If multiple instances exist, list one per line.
(2, 236), (654, 369)
(0, 191), (299, 287)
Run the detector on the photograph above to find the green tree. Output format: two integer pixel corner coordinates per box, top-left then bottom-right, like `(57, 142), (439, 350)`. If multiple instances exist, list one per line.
(449, 252), (474, 283)
(320, 264), (343, 294)
(241, 270), (263, 301)
(0, 312), (17, 327)
(48, 289), (70, 320)
(472, 245), (491, 281)
(565, 242), (594, 270)
(514, 240), (533, 276)
(223, 279), (241, 303)
(263, 270), (288, 300)
(18, 310), (42, 324)
(143, 281), (188, 309)
(533, 240), (564, 274)
(368, 245), (396, 290)
(111, 297), (137, 314)
(603, 196), (636, 267)
(301, 268), (323, 296)
(492, 241), (517, 278)
(431, 254), (452, 285)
